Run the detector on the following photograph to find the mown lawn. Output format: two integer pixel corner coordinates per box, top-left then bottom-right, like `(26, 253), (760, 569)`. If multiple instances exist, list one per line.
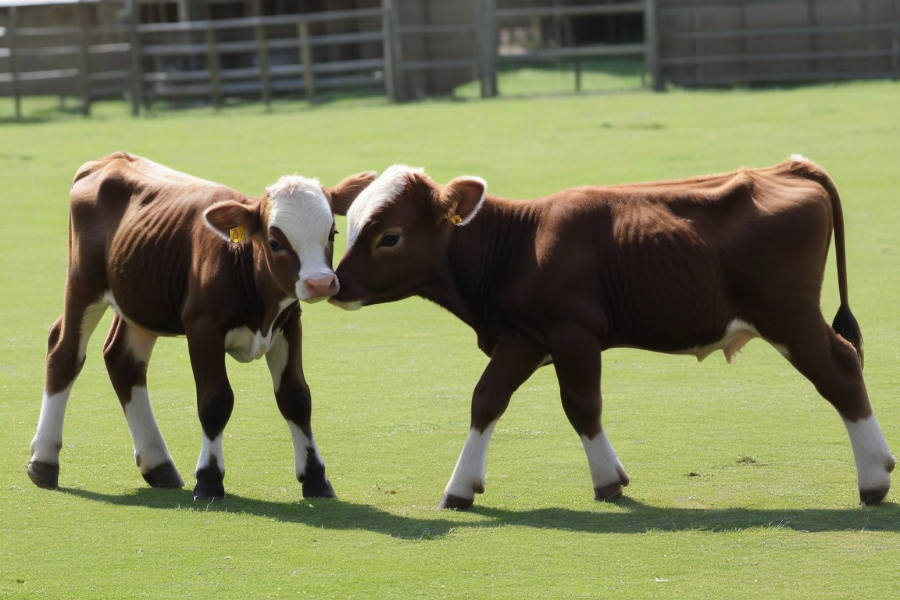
(1, 81), (899, 598)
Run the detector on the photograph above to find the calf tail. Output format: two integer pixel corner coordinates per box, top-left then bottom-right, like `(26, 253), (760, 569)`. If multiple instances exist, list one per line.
(789, 155), (863, 368)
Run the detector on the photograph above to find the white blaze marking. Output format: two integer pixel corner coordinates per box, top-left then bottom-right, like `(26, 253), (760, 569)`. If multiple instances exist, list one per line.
(196, 434), (224, 474)
(581, 430), (627, 490)
(443, 421), (497, 500)
(345, 164), (424, 249)
(124, 386), (176, 472)
(266, 175), (336, 301)
(843, 414), (894, 493)
(265, 331), (289, 393)
(30, 384), (74, 464)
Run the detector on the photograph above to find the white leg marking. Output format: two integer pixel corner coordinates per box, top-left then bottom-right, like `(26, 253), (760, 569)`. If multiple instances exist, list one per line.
(196, 434), (224, 474)
(287, 421), (323, 480)
(30, 384), (74, 464)
(265, 332), (289, 394)
(581, 430), (628, 490)
(124, 386), (176, 473)
(444, 421), (497, 500)
(843, 415), (894, 493)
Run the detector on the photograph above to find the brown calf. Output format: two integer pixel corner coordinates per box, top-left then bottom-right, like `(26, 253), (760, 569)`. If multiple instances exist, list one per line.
(28, 152), (374, 500)
(330, 156), (895, 509)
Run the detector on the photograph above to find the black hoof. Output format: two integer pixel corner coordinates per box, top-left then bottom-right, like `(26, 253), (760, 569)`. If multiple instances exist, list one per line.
(27, 461), (59, 490)
(302, 476), (336, 498)
(594, 482), (624, 501)
(143, 461), (184, 488)
(859, 487), (889, 506)
(194, 464), (225, 500)
(438, 493), (474, 510)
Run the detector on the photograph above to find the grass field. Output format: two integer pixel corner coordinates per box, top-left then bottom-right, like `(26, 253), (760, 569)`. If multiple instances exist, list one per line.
(1, 81), (899, 598)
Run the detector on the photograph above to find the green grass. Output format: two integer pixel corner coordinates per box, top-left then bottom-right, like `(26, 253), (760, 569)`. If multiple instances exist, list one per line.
(1, 81), (900, 598)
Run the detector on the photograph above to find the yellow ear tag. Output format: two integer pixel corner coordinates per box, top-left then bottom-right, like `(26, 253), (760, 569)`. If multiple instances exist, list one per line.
(229, 226), (245, 243)
(450, 214), (463, 226)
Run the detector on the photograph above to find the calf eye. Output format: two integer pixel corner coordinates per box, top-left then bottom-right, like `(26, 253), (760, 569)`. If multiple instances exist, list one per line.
(378, 233), (400, 248)
(269, 239), (283, 252)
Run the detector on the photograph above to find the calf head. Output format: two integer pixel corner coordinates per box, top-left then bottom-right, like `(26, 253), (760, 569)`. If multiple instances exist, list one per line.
(204, 171), (376, 302)
(330, 164), (486, 309)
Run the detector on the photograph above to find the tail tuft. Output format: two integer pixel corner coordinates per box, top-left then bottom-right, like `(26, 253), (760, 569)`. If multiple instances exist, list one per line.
(832, 303), (864, 369)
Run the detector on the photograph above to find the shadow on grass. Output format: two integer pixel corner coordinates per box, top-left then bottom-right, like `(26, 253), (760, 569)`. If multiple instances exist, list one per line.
(59, 487), (900, 540)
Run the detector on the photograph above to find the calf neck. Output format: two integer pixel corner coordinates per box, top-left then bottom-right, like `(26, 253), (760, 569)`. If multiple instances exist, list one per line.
(332, 158), (895, 509)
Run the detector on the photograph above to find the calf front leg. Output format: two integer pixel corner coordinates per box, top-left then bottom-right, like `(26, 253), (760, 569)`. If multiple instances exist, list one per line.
(550, 327), (629, 501)
(186, 318), (233, 500)
(439, 337), (546, 510)
(265, 309), (335, 498)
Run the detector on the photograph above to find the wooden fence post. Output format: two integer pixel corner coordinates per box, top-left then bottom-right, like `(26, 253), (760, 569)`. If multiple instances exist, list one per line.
(893, 0), (900, 78)
(298, 19), (315, 102)
(78, 0), (91, 116)
(8, 6), (21, 121)
(478, 0), (497, 98)
(380, 0), (396, 103)
(205, 23), (221, 110)
(644, 0), (662, 90)
(387, 0), (405, 102)
(254, 12), (271, 108)
(126, 0), (142, 116)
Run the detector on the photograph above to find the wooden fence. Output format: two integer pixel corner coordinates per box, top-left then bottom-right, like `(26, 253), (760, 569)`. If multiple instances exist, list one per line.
(657, 0), (900, 86)
(2, 0), (899, 119)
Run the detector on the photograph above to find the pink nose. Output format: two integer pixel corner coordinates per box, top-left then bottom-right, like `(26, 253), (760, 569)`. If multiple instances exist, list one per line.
(304, 274), (339, 298)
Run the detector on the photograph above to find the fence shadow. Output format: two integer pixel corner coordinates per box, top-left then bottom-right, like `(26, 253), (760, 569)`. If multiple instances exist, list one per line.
(59, 487), (900, 540)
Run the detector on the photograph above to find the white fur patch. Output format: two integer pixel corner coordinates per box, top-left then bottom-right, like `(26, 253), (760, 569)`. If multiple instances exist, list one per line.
(345, 164), (424, 249)
(264, 331), (290, 393)
(789, 153), (813, 165)
(688, 318), (790, 363)
(30, 384), (74, 464)
(443, 422), (497, 500)
(287, 421), (321, 480)
(124, 386), (176, 473)
(266, 175), (336, 300)
(580, 430), (627, 489)
(196, 433), (224, 474)
(843, 415), (894, 494)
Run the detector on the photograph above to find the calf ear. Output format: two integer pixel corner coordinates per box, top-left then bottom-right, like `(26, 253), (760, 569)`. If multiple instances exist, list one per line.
(438, 176), (487, 226)
(326, 171), (378, 216)
(203, 200), (261, 243)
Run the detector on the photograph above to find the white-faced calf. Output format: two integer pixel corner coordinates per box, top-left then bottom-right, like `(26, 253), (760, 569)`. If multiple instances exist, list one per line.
(28, 152), (375, 500)
(330, 157), (895, 509)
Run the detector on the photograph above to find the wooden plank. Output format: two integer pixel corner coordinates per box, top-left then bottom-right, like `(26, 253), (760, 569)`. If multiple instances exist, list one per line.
(500, 44), (647, 62)
(661, 49), (894, 67)
(298, 19), (315, 102)
(398, 24), (479, 35)
(78, 1), (91, 116)
(136, 8), (384, 35)
(663, 22), (895, 40)
(400, 58), (481, 71)
(387, 0), (405, 101)
(496, 3), (644, 20)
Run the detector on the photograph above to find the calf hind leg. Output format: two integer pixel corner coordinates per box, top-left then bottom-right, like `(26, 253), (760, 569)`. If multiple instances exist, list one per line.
(103, 314), (183, 488)
(776, 317), (894, 505)
(29, 294), (108, 489)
